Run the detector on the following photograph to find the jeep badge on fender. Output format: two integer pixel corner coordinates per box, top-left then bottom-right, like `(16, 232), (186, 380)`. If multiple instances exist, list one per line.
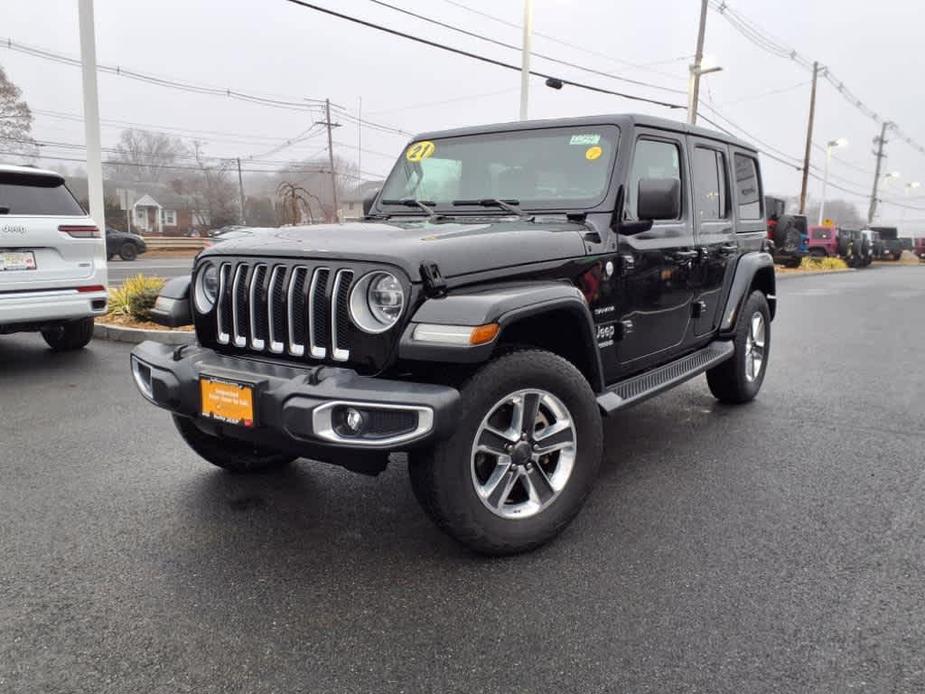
(130, 114), (775, 555)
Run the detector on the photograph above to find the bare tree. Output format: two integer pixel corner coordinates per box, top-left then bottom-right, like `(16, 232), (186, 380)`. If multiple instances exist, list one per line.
(273, 155), (358, 222)
(0, 65), (38, 162)
(184, 142), (239, 230)
(108, 128), (188, 183)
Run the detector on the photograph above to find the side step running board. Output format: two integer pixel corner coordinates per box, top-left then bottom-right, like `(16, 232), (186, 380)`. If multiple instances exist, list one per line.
(596, 341), (735, 414)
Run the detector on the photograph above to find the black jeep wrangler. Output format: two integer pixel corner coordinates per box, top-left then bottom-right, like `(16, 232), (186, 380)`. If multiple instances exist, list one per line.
(131, 114), (776, 555)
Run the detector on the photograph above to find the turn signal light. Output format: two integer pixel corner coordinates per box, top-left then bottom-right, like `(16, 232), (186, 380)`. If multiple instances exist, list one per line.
(469, 323), (500, 345)
(59, 224), (100, 238)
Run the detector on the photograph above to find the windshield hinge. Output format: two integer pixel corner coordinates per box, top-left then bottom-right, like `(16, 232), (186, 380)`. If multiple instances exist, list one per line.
(420, 261), (447, 298)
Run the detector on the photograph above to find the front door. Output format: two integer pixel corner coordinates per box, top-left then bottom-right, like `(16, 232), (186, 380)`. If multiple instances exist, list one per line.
(606, 132), (696, 379)
(688, 138), (736, 335)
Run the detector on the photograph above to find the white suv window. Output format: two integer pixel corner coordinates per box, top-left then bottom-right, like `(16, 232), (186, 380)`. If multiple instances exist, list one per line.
(0, 172), (85, 216)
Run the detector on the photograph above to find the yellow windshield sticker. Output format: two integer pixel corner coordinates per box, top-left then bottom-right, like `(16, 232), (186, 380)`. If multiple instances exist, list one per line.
(585, 145), (603, 161)
(406, 141), (436, 162)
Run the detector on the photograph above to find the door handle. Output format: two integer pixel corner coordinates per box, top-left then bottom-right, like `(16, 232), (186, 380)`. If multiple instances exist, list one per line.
(718, 243), (738, 255)
(671, 250), (698, 264)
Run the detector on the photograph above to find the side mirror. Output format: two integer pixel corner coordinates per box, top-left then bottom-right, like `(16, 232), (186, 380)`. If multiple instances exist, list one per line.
(362, 188), (381, 217)
(150, 275), (192, 327)
(637, 178), (681, 221)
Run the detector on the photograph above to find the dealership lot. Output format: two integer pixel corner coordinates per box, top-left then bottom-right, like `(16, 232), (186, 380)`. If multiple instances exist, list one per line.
(2, 267), (924, 693)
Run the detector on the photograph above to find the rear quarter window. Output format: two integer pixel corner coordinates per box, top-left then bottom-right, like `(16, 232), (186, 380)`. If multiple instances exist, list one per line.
(0, 172), (85, 216)
(733, 154), (762, 221)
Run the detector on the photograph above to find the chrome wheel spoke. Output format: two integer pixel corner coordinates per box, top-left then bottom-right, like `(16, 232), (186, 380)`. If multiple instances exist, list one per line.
(523, 465), (555, 506)
(477, 426), (515, 455)
(533, 420), (575, 454)
(485, 465), (519, 509)
(521, 392), (541, 436)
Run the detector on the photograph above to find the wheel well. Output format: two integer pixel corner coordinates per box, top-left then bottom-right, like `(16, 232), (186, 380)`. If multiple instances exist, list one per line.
(495, 308), (602, 391)
(749, 265), (776, 319)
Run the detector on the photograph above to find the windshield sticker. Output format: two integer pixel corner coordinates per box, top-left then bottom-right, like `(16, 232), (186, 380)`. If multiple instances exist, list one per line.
(585, 145), (603, 161)
(569, 134), (601, 146)
(406, 141), (436, 162)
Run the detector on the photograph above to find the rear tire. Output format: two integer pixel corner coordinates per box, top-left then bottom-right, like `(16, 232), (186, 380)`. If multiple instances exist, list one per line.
(173, 415), (295, 473)
(41, 317), (95, 351)
(707, 291), (770, 404)
(408, 349), (603, 555)
(809, 248), (826, 258)
(783, 257), (803, 268)
(119, 242), (138, 261)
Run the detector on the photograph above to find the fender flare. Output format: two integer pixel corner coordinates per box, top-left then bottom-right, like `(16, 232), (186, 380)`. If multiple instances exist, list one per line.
(719, 252), (776, 336)
(398, 281), (604, 391)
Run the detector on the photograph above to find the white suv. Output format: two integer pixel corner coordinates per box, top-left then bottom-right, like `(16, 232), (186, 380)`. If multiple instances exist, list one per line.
(0, 165), (107, 350)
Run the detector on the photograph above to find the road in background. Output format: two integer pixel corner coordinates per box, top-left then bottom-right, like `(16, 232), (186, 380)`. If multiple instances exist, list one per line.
(2, 267), (924, 693)
(107, 257), (194, 285)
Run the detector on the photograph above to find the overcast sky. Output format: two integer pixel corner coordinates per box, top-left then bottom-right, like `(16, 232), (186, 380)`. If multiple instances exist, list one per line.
(3, 0), (925, 229)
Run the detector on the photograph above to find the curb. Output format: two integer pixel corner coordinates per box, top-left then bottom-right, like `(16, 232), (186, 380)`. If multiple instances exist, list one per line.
(93, 322), (195, 345)
(775, 269), (855, 281)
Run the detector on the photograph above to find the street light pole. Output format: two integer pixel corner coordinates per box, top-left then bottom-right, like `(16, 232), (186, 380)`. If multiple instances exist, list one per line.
(519, 0), (533, 121)
(687, 0), (709, 125)
(78, 0), (105, 231)
(818, 138), (846, 226)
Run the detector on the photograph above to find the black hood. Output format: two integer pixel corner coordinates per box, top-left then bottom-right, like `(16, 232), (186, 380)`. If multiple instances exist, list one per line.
(200, 218), (589, 281)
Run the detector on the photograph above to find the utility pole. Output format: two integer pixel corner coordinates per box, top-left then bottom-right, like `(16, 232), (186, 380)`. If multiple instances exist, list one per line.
(357, 96), (363, 178)
(519, 0), (533, 120)
(78, 0), (105, 232)
(687, 0), (709, 125)
(798, 61), (820, 214)
(868, 121), (891, 224)
(236, 158), (246, 225)
(322, 98), (340, 222)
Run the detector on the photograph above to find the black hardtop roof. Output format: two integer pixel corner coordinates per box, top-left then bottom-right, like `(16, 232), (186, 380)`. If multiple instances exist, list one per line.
(412, 113), (757, 153)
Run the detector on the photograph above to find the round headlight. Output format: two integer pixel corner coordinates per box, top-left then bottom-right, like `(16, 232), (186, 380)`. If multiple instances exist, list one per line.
(194, 263), (219, 313)
(349, 271), (405, 333)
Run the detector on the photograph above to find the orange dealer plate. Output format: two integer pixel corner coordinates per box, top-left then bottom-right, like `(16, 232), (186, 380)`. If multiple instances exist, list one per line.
(200, 376), (255, 428)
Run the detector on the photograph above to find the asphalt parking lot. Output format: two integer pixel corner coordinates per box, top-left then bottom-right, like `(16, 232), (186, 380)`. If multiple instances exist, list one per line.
(2, 266), (924, 693)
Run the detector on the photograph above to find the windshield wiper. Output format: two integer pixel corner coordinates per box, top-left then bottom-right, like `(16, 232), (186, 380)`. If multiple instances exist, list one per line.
(452, 198), (530, 220)
(381, 198), (440, 220)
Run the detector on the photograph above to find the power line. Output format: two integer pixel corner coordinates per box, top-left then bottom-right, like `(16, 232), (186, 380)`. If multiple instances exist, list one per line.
(365, 0), (686, 96)
(283, 0), (685, 111)
(436, 0), (689, 82)
(0, 36), (410, 138)
(708, 1), (925, 160)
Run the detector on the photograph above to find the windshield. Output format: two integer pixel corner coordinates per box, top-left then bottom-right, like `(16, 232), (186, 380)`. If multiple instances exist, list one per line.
(379, 125), (619, 211)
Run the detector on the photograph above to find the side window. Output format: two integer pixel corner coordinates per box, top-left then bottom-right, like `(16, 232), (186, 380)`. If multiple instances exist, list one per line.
(692, 146), (728, 221)
(626, 139), (682, 220)
(733, 153), (762, 220)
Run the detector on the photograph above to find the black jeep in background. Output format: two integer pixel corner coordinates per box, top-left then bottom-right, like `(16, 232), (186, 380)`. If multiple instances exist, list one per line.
(871, 225), (904, 261)
(105, 227), (148, 261)
(131, 114), (776, 554)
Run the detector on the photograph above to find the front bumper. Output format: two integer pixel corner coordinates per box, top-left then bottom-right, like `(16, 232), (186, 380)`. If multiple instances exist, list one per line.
(130, 341), (460, 458)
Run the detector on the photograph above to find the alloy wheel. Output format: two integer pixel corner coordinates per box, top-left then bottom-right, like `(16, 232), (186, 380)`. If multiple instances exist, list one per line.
(470, 389), (577, 520)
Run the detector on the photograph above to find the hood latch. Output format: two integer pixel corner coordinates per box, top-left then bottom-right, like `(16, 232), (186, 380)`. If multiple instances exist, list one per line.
(420, 261), (447, 298)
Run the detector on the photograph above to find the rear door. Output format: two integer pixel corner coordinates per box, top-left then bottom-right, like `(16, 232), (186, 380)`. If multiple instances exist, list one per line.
(688, 137), (735, 335)
(0, 169), (105, 291)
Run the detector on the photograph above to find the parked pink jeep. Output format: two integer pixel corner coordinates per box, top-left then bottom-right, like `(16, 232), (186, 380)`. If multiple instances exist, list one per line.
(808, 225), (838, 257)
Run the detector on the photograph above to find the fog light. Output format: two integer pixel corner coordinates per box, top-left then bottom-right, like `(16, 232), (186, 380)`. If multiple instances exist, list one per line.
(333, 405), (367, 437)
(345, 407), (364, 433)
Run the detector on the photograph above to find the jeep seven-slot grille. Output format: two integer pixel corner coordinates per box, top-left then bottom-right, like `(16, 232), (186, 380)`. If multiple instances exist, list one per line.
(214, 261), (353, 362)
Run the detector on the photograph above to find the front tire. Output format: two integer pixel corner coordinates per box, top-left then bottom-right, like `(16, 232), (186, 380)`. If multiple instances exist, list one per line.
(173, 415), (295, 473)
(707, 291), (770, 404)
(409, 350), (603, 555)
(41, 317), (95, 351)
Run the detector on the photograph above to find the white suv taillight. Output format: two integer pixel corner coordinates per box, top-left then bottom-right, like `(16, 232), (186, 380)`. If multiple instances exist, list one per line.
(58, 224), (100, 238)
